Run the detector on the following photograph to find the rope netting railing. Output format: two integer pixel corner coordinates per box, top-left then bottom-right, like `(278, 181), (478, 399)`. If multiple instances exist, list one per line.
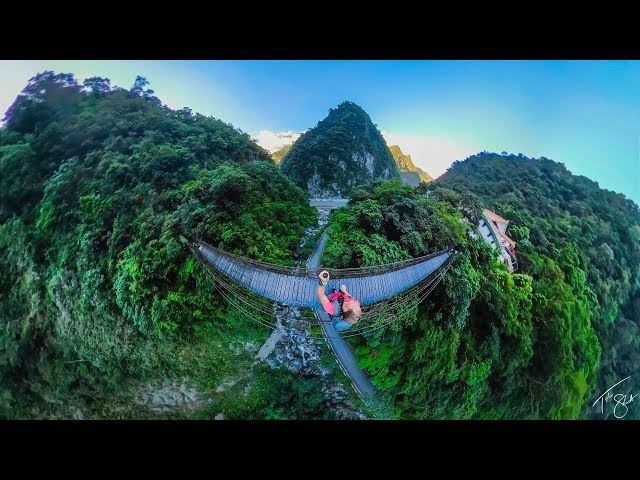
(194, 237), (452, 309)
(201, 259), (450, 339)
(189, 240), (454, 339)
(192, 240), (446, 315)
(197, 238), (448, 279)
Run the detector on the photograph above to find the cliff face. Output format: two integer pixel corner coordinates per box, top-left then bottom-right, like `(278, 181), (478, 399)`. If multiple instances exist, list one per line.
(389, 145), (433, 186)
(271, 144), (291, 164)
(280, 101), (399, 197)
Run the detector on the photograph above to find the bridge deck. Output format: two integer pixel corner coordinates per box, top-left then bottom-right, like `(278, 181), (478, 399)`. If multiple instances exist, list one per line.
(307, 232), (377, 401)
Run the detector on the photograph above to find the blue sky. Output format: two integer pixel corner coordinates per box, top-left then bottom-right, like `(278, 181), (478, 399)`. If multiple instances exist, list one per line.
(1, 60), (639, 204)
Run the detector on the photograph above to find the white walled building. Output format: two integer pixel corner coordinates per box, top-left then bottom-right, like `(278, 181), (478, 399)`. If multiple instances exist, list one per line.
(477, 209), (518, 272)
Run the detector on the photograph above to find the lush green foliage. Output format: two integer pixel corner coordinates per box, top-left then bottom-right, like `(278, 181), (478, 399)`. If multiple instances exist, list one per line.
(280, 101), (399, 197)
(4, 72), (636, 421)
(323, 161), (638, 419)
(208, 364), (334, 420)
(436, 153), (640, 419)
(0, 72), (319, 418)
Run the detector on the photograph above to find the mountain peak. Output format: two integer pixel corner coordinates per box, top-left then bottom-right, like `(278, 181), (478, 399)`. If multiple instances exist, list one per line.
(388, 144), (433, 186)
(388, 144), (403, 156)
(280, 103), (399, 196)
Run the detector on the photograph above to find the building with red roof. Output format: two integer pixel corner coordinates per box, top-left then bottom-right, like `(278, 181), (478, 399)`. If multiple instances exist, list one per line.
(477, 209), (518, 272)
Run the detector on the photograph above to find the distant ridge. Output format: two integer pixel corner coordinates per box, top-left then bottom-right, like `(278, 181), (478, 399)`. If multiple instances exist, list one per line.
(389, 144), (433, 186)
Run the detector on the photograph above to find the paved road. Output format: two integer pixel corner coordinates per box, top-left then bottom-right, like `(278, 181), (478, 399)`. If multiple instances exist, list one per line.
(307, 232), (377, 401)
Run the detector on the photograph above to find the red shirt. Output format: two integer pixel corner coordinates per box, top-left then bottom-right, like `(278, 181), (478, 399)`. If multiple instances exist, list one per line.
(322, 291), (360, 316)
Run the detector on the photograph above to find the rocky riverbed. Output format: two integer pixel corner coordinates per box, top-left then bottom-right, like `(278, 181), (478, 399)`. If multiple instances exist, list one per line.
(268, 303), (365, 420)
(257, 206), (365, 420)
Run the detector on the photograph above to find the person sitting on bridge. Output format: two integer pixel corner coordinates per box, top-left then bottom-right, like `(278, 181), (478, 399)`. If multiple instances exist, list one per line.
(316, 270), (362, 332)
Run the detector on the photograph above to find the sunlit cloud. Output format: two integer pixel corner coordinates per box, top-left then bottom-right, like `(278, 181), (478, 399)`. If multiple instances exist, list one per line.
(253, 130), (304, 153)
(381, 131), (481, 179)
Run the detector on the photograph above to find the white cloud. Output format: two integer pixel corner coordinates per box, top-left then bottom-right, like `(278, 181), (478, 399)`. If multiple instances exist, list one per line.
(253, 130), (303, 153)
(382, 131), (480, 179)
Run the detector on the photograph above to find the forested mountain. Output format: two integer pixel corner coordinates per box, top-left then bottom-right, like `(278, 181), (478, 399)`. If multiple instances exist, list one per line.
(280, 101), (399, 197)
(436, 153), (640, 419)
(271, 143), (291, 164)
(276, 140), (432, 186)
(3, 71), (637, 420)
(389, 144), (433, 186)
(321, 153), (640, 419)
(0, 72), (325, 419)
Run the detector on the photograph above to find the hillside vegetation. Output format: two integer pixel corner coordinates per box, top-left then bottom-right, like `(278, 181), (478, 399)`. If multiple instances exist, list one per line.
(280, 101), (399, 197)
(322, 153), (639, 419)
(0, 72), (324, 418)
(3, 72), (637, 420)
